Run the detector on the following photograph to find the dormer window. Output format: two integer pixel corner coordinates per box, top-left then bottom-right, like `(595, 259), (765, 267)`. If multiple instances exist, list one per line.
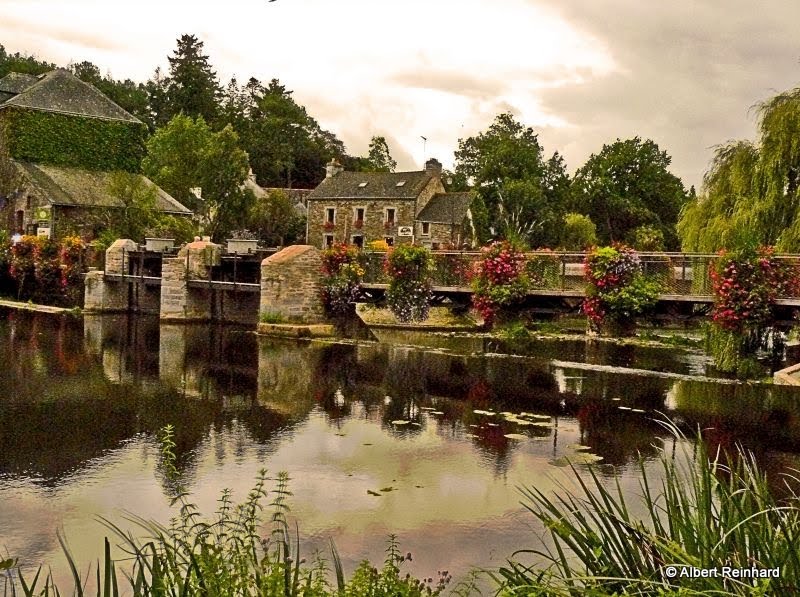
(395, 181), (406, 187)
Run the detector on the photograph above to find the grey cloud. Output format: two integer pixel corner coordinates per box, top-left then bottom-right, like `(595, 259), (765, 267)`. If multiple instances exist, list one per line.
(2, 13), (125, 53)
(389, 69), (509, 101)
(531, 0), (800, 187)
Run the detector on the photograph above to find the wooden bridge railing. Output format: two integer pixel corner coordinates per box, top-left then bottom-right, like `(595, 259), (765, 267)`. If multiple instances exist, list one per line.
(360, 251), (800, 299)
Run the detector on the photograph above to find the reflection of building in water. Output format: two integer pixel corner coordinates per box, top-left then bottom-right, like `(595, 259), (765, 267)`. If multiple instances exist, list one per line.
(257, 339), (326, 415)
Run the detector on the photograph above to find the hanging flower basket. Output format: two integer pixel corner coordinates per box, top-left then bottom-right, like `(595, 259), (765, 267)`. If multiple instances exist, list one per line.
(353, 219), (364, 229)
(323, 222), (335, 231)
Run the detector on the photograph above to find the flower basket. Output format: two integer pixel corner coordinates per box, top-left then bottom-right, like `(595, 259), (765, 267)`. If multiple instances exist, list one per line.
(384, 221), (395, 230)
(324, 222), (335, 231)
(353, 219), (364, 229)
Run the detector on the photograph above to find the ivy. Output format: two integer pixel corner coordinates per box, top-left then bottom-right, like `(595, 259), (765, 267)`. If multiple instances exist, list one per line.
(4, 108), (146, 171)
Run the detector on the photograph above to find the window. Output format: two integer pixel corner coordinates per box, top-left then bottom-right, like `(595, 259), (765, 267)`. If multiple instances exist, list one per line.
(421, 222), (430, 236)
(384, 237), (394, 247)
(352, 235), (364, 248)
(323, 234), (335, 248)
(386, 208), (395, 223)
(354, 207), (365, 221)
(395, 181), (406, 187)
(325, 208), (335, 223)
(14, 210), (24, 233)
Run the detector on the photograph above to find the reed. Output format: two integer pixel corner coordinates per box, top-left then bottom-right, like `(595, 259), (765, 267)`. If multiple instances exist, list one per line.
(493, 421), (800, 595)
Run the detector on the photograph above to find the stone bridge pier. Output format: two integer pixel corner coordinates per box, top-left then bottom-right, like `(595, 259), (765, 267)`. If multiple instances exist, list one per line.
(160, 239), (222, 321)
(260, 245), (326, 323)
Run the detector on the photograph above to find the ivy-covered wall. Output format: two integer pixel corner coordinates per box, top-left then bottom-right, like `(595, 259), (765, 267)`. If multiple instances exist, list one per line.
(1, 108), (146, 172)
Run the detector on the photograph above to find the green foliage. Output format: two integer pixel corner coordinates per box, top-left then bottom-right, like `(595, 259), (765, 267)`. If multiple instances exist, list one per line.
(321, 243), (364, 317)
(364, 135), (397, 172)
(143, 114), (252, 240)
(248, 188), (305, 246)
(259, 311), (286, 324)
(4, 108), (147, 172)
(626, 224), (665, 251)
(494, 422), (800, 595)
(560, 212), (597, 250)
(572, 137), (688, 249)
(70, 60), (152, 126)
(583, 244), (660, 331)
(164, 34), (221, 124)
(471, 240), (530, 325)
(679, 86), (800, 252)
(386, 245), (434, 323)
(454, 113), (570, 247)
(0, 44), (54, 77)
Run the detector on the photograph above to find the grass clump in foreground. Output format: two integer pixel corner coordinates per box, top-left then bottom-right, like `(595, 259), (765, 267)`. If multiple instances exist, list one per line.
(492, 421), (800, 595)
(1, 425), (449, 596)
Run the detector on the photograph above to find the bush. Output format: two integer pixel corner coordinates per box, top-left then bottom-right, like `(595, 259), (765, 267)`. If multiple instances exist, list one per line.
(706, 246), (794, 374)
(321, 243), (364, 317)
(626, 224), (665, 251)
(6, 235), (86, 305)
(471, 240), (529, 325)
(583, 243), (660, 332)
(385, 245), (434, 323)
(560, 213), (597, 250)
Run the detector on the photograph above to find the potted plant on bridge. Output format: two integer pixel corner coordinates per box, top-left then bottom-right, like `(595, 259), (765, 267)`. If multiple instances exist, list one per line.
(583, 243), (661, 337)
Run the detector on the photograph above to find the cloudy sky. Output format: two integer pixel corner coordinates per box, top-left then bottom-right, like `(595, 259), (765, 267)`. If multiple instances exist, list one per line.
(2, 0), (799, 188)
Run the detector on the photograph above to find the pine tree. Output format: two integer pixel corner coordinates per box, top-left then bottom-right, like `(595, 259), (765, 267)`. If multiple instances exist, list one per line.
(165, 34), (221, 124)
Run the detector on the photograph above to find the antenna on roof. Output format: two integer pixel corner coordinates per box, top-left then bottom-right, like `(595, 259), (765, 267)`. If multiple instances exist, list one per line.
(420, 136), (427, 164)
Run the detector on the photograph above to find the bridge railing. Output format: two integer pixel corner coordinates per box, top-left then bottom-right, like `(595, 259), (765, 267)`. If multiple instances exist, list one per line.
(360, 251), (800, 299)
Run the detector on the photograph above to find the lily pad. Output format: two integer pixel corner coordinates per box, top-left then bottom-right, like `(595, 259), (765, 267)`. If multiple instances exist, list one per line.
(550, 453), (604, 467)
(392, 420), (410, 425)
(631, 408), (646, 413)
(618, 406), (632, 411)
(379, 486), (395, 492)
(430, 411), (445, 415)
(473, 409), (496, 415)
(504, 433), (528, 440)
(566, 444), (592, 451)
(367, 490), (381, 496)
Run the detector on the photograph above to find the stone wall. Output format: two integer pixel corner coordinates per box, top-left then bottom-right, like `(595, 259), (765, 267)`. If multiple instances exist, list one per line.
(84, 269), (129, 311)
(260, 245), (326, 323)
(307, 199), (417, 248)
(160, 240), (221, 321)
(417, 221), (467, 249)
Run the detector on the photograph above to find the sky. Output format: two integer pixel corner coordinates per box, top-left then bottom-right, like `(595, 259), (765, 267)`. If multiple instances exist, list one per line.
(2, 0), (799, 189)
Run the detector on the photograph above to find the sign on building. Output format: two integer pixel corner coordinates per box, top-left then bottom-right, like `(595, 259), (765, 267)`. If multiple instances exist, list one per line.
(397, 226), (413, 237)
(37, 227), (51, 238)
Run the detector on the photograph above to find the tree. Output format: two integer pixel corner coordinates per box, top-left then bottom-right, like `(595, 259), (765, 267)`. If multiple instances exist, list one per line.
(679, 86), (800, 252)
(365, 136), (397, 172)
(0, 44), (54, 77)
(142, 115), (252, 240)
(571, 137), (688, 249)
(560, 213), (597, 250)
(235, 78), (345, 188)
(70, 60), (150, 125)
(454, 113), (568, 247)
(164, 34), (221, 124)
(248, 189), (305, 246)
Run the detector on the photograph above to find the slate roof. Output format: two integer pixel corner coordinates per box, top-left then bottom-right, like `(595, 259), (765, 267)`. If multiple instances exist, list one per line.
(307, 170), (433, 201)
(0, 69), (141, 124)
(14, 161), (192, 214)
(244, 177), (311, 215)
(416, 192), (473, 224)
(0, 72), (40, 95)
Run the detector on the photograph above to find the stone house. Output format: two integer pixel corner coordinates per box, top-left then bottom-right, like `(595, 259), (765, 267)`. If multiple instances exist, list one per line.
(305, 157), (474, 249)
(0, 69), (191, 239)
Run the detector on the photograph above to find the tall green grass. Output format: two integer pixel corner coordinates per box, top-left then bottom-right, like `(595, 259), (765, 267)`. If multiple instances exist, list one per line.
(493, 422), (800, 595)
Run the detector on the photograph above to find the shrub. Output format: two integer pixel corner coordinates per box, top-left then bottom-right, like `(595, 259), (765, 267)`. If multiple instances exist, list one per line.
(626, 224), (665, 251)
(471, 240), (529, 325)
(385, 244), (434, 323)
(6, 235), (86, 305)
(560, 213), (597, 250)
(321, 243), (364, 317)
(707, 246), (795, 374)
(583, 243), (660, 332)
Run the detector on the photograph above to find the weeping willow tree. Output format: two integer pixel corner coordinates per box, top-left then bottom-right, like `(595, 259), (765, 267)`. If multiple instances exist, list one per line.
(678, 86), (800, 251)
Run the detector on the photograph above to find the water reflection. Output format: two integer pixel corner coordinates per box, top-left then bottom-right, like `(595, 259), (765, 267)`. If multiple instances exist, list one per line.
(3, 310), (800, 585)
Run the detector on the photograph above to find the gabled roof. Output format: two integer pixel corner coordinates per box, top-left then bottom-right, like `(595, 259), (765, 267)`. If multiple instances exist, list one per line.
(0, 69), (141, 124)
(14, 161), (192, 214)
(307, 170), (433, 201)
(0, 72), (39, 95)
(416, 192), (473, 224)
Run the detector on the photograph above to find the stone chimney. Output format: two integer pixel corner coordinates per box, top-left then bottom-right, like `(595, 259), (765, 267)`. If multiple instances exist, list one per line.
(424, 158), (442, 176)
(325, 158), (344, 179)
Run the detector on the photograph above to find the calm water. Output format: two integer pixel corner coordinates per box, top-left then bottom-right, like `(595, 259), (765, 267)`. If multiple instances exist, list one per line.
(3, 310), (800, 587)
